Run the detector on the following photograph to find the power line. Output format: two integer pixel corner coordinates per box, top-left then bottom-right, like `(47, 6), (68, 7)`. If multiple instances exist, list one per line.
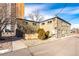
(55, 3), (68, 16)
(54, 3), (79, 23)
(69, 16), (79, 22)
(54, 3), (79, 24)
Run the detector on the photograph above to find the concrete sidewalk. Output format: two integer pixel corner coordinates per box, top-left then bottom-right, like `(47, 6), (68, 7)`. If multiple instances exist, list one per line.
(12, 39), (27, 51)
(0, 48), (31, 56)
(0, 39), (27, 54)
(24, 34), (76, 47)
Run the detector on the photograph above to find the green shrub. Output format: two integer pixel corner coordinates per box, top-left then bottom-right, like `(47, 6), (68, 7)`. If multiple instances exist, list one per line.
(37, 28), (46, 40)
(45, 31), (50, 39)
(37, 28), (50, 40)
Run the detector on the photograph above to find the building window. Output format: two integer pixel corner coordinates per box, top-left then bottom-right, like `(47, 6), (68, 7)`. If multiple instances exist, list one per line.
(5, 29), (12, 32)
(49, 21), (52, 23)
(5, 24), (12, 32)
(48, 21), (52, 23)
(48, 21), (50, 23)
(26, 22), (28, 24)
(53, 19), (55, 22)
(33, 22), (36, 25)
(55, 27), (57, 29)
(42, 23), (45, 25)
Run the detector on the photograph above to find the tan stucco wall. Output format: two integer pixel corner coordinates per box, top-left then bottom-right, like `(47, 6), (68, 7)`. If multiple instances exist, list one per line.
(25, 33), (38, 40)
(39, 18), (71, 38)
(25, 21), (40, 31)
(56, 18), (71, 37)
(25, 17), (71, 38)
(39, 19), (56, 36)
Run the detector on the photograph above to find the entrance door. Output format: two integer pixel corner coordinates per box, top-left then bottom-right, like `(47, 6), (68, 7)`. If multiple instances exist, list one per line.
(16, 29), (24, 37)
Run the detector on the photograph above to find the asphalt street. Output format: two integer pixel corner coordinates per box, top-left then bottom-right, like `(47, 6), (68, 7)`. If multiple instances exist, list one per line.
(0, 35), (79, 56)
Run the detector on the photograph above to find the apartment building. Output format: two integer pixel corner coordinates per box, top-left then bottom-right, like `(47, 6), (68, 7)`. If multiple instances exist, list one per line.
(25, 16), (71, 38)
(0, 3), (24, 37)
(16, 3), (24, 19)
(40, 16), (71, 38)
(0, 3), (16, 37)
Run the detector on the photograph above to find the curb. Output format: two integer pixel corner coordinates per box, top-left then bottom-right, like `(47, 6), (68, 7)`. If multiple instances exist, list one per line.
(0, 49), (11, 54)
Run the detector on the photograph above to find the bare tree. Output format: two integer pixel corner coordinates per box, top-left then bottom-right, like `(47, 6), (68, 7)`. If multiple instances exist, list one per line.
(0, 4), (8, 37)
(28, 10), (44, 22)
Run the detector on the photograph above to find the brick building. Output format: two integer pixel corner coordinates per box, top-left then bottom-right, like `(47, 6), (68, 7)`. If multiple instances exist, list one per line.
(0, 3), (24, 37)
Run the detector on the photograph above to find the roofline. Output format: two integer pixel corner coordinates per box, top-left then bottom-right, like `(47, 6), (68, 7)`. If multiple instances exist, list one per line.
(40, 16), (71, 25)
(17, 17), (71, 25)
(55, 16), (71, 25)
(25, 20), (40, 23)
(16, 18), (40, 23)
(40, 18), (55, 23)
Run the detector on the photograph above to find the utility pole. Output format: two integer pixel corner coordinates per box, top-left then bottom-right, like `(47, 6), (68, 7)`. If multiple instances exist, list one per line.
(55, 16), (59, 38)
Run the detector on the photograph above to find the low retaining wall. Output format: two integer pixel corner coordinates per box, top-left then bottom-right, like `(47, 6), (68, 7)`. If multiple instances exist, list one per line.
(24, 33), (38, 40)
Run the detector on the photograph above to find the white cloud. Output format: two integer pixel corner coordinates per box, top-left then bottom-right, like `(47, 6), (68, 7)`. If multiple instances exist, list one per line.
(71, 24), (79, 29)
(24, 4), (79, 21)
(24, 4), (47, 17)
(60, 7), (79, 15)
(68, 9), (79, 14)
(41, 13), (56, 20)
(45, 6), (79, 15)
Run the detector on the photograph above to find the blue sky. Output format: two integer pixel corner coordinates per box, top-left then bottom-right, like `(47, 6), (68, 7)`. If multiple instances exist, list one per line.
(24, 3), (79, 28)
